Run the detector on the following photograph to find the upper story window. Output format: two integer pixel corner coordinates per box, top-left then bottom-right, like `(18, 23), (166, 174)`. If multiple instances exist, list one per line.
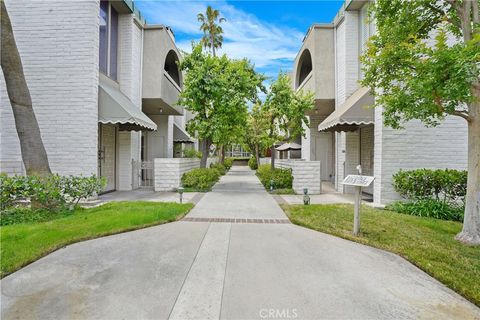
(99, 1), (118, 80)
(164, 50), (181, 88)
(296, 49), (312, 89)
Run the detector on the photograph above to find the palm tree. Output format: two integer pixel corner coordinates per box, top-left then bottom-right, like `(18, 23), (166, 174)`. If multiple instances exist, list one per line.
(197, 6), (226, 57)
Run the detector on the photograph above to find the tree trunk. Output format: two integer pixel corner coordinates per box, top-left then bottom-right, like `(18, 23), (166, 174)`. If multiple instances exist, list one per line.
(1, 2), (51, 176)
(200, 139), (211, 168)
(219, 145), (225, 164)
(255, 144), (260, 168)
(456, 106), (480, 245)
(271, 145), (276, 170)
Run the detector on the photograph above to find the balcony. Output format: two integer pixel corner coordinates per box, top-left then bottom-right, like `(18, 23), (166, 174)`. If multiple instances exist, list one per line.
(293, 24), (335, 116)
(142, 25), (183, 116)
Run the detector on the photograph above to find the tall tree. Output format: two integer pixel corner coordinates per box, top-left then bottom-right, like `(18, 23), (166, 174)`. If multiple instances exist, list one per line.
(1, 2), (51, 176)
(179, 44), (264, 168)
(244, 103), (271, 168)
(264, 72), (314, 169)
(361, 0), (480, 244)
(197, 6), (226, 57)
(212, 58), (266, 164)
(197, 6), (227, 161)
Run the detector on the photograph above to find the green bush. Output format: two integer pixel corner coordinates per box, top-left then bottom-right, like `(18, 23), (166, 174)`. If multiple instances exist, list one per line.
(183, 148), (202, 159)
(393, 169), (467, 204)
(223, 158), (233, 170)
(248, 156), (258, 170)
(391, 169), (466, 221)
(181, 168), (220, 191)
(386, 199), (464, 222)
(210, 163), (227, 175)
(0, 174), (105, 211)
(256, 164), (293, 190)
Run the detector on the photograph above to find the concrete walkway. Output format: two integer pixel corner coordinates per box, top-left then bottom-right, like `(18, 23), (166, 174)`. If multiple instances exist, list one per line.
(1, 166), (479, 319)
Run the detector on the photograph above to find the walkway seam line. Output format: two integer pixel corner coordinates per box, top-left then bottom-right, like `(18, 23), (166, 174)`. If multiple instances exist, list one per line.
(167, 221), (212, 320)
(219, 222), (233, 319)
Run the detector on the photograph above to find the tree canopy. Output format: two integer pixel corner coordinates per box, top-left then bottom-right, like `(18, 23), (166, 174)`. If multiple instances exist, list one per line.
(361, 0), (480, 244)
(263, 72), (314, 168)
(179, 43), (265, 167)
(197, 6), (226, 56)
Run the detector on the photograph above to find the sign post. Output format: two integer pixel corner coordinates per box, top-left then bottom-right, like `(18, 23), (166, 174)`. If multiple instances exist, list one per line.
(342, 170), (374, 236)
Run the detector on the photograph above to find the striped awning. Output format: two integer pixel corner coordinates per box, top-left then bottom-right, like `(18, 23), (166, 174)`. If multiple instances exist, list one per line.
(318, 87), (374, 132)
(98, 75), (157, 131)
(173, 123), (193, 143)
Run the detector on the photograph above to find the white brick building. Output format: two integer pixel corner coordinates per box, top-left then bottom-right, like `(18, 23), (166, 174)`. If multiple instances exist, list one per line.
(0, 0), (194, 192)
(293, 0), (468, 205)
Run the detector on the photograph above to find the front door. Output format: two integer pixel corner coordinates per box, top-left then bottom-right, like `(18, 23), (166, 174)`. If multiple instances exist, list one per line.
(98, 124), (116, 192)
(314, 133), (333, 180)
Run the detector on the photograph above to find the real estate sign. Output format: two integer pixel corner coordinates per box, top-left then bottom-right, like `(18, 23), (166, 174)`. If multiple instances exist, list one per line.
(342, 175), (375, 187)
(342, 175), (375, 236)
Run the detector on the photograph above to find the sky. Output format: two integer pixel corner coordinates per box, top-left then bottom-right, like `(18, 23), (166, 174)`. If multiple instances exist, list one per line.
(134, 1), (343, 81)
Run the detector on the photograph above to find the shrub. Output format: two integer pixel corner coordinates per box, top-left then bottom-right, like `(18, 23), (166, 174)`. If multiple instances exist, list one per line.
(223, 158), (233, 170)
(210, 163), (227, 175)
(393, 169), (467, 205)
(183, 148), (202, 159)
(181, 168), (220, 191)
(0, 174), (105, 211)
(386, 199), (464, 222)
(248, 156), (258, 170)
(256, 164), (293, 190)
(391, 169), (466, 221)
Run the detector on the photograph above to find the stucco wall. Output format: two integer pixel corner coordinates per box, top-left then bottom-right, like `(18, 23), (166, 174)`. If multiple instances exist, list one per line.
(154, 158), (200, 191)
(0, 0), (99, 176)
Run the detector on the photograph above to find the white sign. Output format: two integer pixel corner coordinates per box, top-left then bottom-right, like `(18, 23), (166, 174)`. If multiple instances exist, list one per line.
(342, 175), (375, 187)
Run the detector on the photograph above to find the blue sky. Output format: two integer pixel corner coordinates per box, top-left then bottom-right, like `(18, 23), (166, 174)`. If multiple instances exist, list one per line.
(135, 1), (343, 80)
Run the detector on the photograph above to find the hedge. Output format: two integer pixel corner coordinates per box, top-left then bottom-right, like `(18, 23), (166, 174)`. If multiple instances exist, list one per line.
(256, 164), (293, 190)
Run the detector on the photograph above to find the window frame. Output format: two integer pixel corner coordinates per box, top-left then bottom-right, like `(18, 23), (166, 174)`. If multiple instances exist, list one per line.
(99, 1), (119, 81)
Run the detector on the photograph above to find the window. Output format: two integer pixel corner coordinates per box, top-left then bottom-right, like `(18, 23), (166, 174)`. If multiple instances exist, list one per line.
(98, 1), (118, 80)
(164, 50), (181, 88)
(109, 8), (118, 80)
(99, 1), (108, 74)
(296, 49), (312, 89)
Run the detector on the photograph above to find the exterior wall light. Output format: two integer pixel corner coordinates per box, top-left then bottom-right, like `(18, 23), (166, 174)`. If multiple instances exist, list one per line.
(303, 188), (310, 205)
(178, 187), (184, 203)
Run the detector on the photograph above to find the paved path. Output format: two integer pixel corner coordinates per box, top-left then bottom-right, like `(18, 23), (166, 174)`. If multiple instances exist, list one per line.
(1, 166), (479, 319)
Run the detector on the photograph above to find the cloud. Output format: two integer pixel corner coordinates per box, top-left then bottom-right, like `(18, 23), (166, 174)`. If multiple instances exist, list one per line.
(136, 0), (304, 77)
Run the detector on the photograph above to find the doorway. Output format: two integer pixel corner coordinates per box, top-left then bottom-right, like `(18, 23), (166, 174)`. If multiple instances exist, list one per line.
(98, 124), (116, 192)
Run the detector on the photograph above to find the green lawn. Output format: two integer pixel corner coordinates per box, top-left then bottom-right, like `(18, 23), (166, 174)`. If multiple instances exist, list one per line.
(282, 204), (480, 307)
(0, 201), (193, 278)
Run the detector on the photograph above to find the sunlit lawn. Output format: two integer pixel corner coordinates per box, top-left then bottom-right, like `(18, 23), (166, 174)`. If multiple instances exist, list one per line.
(1, 201), (193, 277)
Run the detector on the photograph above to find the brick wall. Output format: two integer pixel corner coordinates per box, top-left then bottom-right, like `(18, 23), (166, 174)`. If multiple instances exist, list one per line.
(116, 15), (143, 190)
(277, 160), (322, 194)
(154, 158), (200, 191)
(334, 12), (360, 193)
(375, 117), (467, 204)
(0, 0), (100, 176)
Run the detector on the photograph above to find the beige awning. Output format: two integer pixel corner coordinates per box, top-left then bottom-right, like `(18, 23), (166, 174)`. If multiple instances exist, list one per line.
(276, 142), (302, 151)
(318, 87), (374, 132)
(173, 123), (193, 143)
(98, 75), (157, 131)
